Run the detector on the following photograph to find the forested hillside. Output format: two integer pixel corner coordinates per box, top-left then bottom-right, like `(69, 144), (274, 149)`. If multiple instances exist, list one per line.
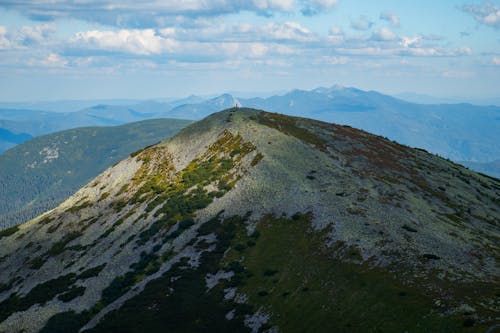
(0, 118), (191, 228)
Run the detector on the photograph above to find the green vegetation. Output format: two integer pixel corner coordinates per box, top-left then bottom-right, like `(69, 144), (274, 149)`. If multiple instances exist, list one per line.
(58, 286), (86, 302)
(0, 225), (18, 239)
(101, 252), (161, 305)
(86, 214), (254, 333)
(131, 130), (259, 246)
(0, 263), (106, 322)
(48, 231), (83, 257)
(0, 118), (192, 229)
(223, 213), (485, 333)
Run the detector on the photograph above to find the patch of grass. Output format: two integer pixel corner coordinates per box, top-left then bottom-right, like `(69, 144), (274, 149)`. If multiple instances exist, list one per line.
(29, 256), (46, 270)
(0, 273), (76, 322)
(0, 225), (19, 240)
(78, 264), (107, 280)
(250, 152), (263, 167)
(39, 216), (55, 225)
(66, 201), (92, 213)
(47, 231), (83, 257)
(98, 192), (110, 202)
(57, 286), (86, 302)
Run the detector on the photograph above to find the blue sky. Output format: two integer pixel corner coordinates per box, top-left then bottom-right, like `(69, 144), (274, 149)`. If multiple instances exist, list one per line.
(0, 0), (499, 101)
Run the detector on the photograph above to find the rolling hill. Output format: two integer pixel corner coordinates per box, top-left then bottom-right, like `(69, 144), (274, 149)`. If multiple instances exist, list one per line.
(0, 118), (192, 229)
(0, 128), (32, 152)
(0, 108), (498, 332)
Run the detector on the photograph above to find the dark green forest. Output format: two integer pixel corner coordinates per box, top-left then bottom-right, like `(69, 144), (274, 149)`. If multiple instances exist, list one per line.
(0, 118), (191, 229)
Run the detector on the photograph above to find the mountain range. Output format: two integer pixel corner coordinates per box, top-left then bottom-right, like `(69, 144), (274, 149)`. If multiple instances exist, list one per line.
(0, 118), (191, 229)
(0, 109), (498, 332)
(2, 86), (498, 178)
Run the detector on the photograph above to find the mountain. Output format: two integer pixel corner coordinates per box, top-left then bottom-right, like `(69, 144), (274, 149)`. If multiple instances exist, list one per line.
(241, 86), (500, 164)
(0, 128), (32, 152)
(163, 94), (241, 119)
(0, 100), (143, 113)
(0, 108), (498, 332)
(0, 118), (192, 229)
(0, 96), (206, 153)
(395, 92), (500, 106)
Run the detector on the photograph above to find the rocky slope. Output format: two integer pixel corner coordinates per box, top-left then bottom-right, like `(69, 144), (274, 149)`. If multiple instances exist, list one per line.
(0, 108), (498, 333)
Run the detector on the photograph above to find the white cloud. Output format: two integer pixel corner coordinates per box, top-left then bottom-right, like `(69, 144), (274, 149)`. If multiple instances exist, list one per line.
(463, 2), (500, 29)
(371, 28), (397, 41)
(329, 26), (343, 36)
(18, 23), (55, 45)
(400, 36), (422, 48)
(301, 0), (337, 15)
(493, 56), (500, 65)
(0, 26), (11, 50)
(71, 29), (179, 55)
(350, 16), (374, 31)
(317, 55), (348, 65)
(0, 0), (337, 27)
(379, 12), (400, 27)
(26, 53), (68, 68)
(264, 22), (317, 42)
(158, 21), (317, 44)
(69, 27), (296, 62)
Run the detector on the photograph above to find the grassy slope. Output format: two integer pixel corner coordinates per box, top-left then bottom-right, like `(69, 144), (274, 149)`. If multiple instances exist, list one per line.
(0, 118), (192, 228)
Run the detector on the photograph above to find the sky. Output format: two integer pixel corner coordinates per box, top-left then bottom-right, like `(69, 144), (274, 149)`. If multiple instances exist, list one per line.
(0, 0), (499, 101)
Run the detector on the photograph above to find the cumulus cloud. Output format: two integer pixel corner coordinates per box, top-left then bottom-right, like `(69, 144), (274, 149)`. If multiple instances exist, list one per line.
(350, 16), (374, 31)
(370, 28), (397, 41)
(379, 12), (400, 27)
(0, 26), (11, 50)
(493, 56), (500, 65)
(71, 29), (178, 55)
(69, 27), (296, 62)
(0, 0), (339, 27)
(156, 21), (317, 44)
(463, 2), (500, 29)
(263, 22), (317, 42)
(301, 0), (338, 16)
(18, 23), (55, 46)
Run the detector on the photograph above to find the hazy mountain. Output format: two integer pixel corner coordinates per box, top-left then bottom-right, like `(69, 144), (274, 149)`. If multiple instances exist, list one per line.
(0, 128), (32, 152)
(395, 92), (500, 106)
(0, 109), (498, 332)
(2, 87), (499, 174)
(163, 94), (240, 119)
(0, 118), (192, 229)
(241, 86), (500, 164)
(0, 100), (143, 113)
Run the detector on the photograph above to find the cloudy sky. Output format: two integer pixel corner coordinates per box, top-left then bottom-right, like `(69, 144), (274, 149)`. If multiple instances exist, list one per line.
(0, 0), (499, 101)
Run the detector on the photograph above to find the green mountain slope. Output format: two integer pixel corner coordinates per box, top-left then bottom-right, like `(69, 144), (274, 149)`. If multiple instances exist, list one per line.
(0, 118), (192, 228)
(0, 109), (498, 333)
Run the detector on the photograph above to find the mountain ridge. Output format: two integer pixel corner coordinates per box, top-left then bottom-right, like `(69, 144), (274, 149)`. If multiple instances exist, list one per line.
(1, 108), (498, 332)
